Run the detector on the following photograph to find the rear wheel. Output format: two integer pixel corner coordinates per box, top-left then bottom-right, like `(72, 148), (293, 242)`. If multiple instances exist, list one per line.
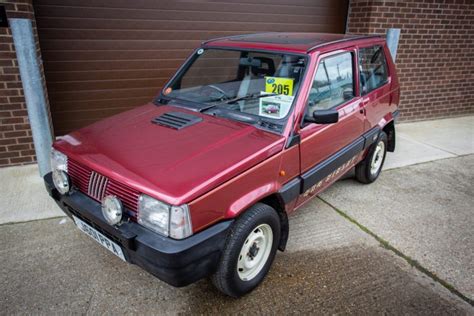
(355, 131), (388, 184)
(211, 203), (280, 297)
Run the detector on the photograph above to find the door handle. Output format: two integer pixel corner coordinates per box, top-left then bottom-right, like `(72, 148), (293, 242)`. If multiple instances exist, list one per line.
(359, 98), (369, 114)
(358, 102), (366, 115)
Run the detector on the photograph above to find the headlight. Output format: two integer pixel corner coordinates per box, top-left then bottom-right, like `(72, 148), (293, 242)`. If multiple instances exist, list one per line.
(51, 148), (70, 194)
(52, 169), (70, 195)
(50, 148), (68, 172)
(137, 194), (192, 239)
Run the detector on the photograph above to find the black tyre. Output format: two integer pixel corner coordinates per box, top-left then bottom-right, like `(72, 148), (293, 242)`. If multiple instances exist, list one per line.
(355, 131), (388, 184)
(211, 203), (280, 298)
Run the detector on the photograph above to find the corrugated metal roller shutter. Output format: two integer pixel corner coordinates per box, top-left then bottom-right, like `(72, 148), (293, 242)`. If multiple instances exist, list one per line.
(34, 0), (349, 135)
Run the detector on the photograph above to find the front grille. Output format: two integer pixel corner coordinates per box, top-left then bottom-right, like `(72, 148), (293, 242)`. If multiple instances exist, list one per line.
(88, 171), (108, 201)
(105, 179), (140, 217)
(67, 158), (91, 193)
(67, 159), (139, 219)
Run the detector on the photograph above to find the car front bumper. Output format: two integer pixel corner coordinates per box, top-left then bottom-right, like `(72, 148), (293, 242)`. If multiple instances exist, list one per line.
(44, 172), (232, 287)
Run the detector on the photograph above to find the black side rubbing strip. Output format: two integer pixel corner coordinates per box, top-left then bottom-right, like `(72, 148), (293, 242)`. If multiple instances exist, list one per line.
(152, 112), (202, 130)
(279, 177), (302, 205)
(301, 137), (365, 192)
(280, 127), (382, 204)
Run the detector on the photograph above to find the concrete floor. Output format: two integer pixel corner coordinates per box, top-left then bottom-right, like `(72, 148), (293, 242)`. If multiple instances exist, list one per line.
(0, 164), (62, 224)
(0, 115), (473, 313)
(383, 115), (473, 170)
(1, 194), (472, 314)
(321, 155), (474, 301)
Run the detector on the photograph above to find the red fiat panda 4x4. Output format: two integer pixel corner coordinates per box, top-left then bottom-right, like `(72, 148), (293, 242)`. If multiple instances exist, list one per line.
(45, 33), (399, 297)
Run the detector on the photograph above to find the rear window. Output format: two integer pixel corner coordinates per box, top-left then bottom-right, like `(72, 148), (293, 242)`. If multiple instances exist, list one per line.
(359, 46), (389, 94)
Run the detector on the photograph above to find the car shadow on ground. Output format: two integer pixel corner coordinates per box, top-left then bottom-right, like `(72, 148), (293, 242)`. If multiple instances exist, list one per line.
(182, 246), (466, 314)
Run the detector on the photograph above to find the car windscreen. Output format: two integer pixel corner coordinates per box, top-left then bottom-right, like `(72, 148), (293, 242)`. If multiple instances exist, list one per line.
(162, 48), (307, 124)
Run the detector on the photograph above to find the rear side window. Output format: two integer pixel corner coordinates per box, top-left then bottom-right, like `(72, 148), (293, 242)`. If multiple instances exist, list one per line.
(359, 46), (389, 94)
(307, 52), (354, 111)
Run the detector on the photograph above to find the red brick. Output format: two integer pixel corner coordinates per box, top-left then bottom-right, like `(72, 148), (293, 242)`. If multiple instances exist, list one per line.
(16, 136), (33, 144)
(13, 123), (31, 130)
(0, 138), (17, 146)
(0, 89), (19, 97)
(0, 125), (14, 132)
(11, 110), (27, 117)
(7, 144), (30, 151)
(0, 111), (12, 118)
(9, 156), (33, 164)
(4, 130), (27, 138)
(0, 103), (23, 111)
(0, 151), (20, 159)
(20, 149), (35, 156)
(8, 96), (25, 103)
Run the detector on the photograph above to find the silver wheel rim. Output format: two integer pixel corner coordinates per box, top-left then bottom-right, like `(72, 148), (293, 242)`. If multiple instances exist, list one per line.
(237, 224), (273, 281)
(370, 141), (385, 175)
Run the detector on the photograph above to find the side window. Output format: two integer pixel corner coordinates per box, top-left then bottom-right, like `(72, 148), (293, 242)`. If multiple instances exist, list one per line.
(307, 52), (354, 112)
(359, 45), (389, 94)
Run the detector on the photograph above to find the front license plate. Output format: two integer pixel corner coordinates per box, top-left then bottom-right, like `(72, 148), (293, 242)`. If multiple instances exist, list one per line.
(73, 216), (126, 262)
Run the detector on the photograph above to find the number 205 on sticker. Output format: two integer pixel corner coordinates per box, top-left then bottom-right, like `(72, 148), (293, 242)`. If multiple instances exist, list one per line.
(265, 77), (294, 96)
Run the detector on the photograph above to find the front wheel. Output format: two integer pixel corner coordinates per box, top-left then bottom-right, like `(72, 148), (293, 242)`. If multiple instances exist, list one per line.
(355, 131), (388, 184)
(211, 203), (280, 297)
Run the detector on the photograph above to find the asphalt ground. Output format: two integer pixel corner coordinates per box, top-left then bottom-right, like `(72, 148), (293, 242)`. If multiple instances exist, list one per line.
(1, 156), (473, 314)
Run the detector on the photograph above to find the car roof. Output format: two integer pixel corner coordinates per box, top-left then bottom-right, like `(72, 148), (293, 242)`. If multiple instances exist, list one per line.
(202, 32), (382, 54)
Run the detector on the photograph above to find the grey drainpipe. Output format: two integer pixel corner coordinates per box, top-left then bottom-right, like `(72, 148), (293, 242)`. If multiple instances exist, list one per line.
(10, 18), (52, 177)
(386, 28), (401, 62)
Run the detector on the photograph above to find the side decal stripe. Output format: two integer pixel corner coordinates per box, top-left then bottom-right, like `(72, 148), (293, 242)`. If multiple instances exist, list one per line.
(278, 126), (381, 204)
(300, 136), (365, 192)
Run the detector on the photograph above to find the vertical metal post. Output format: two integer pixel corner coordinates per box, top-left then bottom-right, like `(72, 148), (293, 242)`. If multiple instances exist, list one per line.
(10, 18), (52, 177)
(386, 28), (401, 62)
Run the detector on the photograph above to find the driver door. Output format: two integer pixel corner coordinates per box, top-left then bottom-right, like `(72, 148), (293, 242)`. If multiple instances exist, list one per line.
(296, 49), (365, 204)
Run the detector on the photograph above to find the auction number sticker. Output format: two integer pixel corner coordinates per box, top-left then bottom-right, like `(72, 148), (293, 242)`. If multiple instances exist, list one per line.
(265, 77), (294, 96)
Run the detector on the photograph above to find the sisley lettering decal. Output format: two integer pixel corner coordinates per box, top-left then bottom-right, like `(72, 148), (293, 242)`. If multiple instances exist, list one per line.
(303, 155), (359, 197)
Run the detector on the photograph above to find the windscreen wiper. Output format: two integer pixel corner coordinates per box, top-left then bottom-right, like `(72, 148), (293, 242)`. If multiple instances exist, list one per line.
(225, 93), (279, 104)
(198, 93), (278, 112)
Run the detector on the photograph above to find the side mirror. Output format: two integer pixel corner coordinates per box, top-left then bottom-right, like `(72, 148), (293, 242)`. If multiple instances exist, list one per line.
(305, 109), (339, 124)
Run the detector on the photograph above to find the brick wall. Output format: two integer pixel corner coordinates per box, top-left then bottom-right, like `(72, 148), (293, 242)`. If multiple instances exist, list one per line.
(347, 0), (474, 121)
(0, 0), (50, 167)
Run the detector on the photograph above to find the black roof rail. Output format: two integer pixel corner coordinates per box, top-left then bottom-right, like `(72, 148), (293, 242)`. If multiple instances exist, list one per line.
(201, 32), (277, 46)
(306, 35), (383, 53)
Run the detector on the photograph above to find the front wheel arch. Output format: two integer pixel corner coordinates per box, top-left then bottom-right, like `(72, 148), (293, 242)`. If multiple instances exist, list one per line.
(260, 194), (289, 252)
(225, 186), (290, 252)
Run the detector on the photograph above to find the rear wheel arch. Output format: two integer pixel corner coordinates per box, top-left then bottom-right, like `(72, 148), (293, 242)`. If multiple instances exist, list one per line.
(383, 120), (396, 152)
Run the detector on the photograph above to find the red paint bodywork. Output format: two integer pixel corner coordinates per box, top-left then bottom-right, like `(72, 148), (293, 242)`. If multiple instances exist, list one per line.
(54, 33), (400, 234)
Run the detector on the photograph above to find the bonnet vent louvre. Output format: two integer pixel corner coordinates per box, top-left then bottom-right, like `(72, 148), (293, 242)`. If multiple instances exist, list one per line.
(152, 112), (202, 130)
